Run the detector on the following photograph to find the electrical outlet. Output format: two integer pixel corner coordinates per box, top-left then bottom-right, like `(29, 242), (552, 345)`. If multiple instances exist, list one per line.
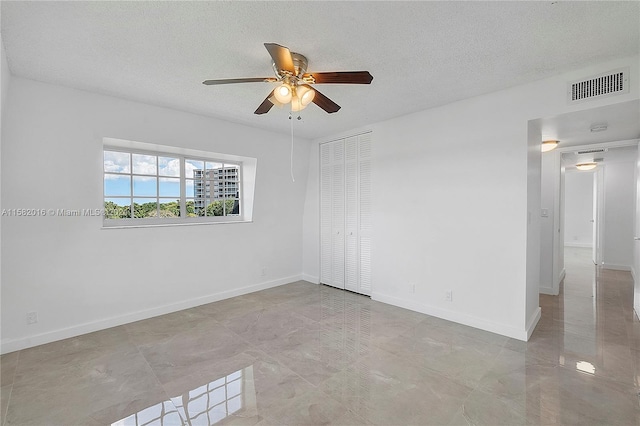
(27, 311), (38, 325)
(445, 290), (453, 302)
(261, 267), (267, 277)
(412, 284), (416, 294)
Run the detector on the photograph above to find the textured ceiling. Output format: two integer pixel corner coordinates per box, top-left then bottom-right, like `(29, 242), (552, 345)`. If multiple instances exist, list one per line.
(1, 1), (639, 139)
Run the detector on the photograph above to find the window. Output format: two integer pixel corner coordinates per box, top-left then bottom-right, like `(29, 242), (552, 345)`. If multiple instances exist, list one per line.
(103, 143), (248, 227)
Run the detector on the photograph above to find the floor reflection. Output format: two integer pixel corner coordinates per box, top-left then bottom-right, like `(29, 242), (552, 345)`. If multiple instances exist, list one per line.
(319, 287), (372, 415)
(319, 286), (372, 363)
(111, 400), (182, 426)
(575, 360), (596, 375)
(112, 367), (256, 426)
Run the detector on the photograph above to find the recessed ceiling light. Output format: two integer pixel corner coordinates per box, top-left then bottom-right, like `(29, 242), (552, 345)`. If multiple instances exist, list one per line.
(590, 124), (608, 133)
(576, 162), (597, 171)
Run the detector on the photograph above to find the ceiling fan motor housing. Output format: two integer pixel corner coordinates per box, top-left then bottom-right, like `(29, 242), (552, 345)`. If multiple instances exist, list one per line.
(273, 52), (308, 80)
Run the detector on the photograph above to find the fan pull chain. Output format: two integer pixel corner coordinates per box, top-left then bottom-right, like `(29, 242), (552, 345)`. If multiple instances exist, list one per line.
(289, 113), (296, 182)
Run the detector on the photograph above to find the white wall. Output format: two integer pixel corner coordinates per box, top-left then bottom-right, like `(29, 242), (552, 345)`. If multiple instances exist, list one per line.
(1, 35), (9, 114)
(525, 118), (543, 335)
(1, 77), (311, 353)
(301, 142), (320, 284)
(540, 150), (562, 294)
(564, 171), (594, 248)
(603, 157), (636, 270)
(634, 142), (640, 317)
(303, 55), (639, 341)
(1, 33), (10, 351)
(559, 166), (565, 281)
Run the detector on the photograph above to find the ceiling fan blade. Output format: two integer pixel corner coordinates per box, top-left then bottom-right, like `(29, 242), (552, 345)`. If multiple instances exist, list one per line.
(264, 43), (295, 74)
(203, 77), (277, 85)
(302, 71), (373, 85)
(254, 90), (275, 115)
(303, 85), (341, 113)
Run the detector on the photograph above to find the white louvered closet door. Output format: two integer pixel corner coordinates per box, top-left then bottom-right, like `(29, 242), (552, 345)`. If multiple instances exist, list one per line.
(358, 133), (372, 295)
(320, 133), (372, 296)
(331, 141), (345, 288)
(320, 140), (345, 289)
(344, 136), (359, 293)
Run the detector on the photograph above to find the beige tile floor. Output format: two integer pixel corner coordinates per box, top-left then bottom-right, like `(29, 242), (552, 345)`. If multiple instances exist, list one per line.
(1, 247), (639, 425)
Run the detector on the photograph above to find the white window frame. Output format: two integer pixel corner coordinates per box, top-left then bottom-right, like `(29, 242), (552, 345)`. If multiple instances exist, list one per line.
(102, 138), (256, 228)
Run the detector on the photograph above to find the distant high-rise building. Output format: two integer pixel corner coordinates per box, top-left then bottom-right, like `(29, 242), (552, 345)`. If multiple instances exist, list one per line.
(193, 166), (239, 209)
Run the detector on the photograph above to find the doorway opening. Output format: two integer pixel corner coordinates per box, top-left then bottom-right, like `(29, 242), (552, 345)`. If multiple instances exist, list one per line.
(563, 167), (597, 271)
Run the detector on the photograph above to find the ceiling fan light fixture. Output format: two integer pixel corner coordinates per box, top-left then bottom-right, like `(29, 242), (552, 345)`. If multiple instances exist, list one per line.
(273, 83), (293, 104)
(296, 85), (315, 106)
(541, 140), (559, 152)
(290, 95), (307, 112)
(576, 162), (597, 171)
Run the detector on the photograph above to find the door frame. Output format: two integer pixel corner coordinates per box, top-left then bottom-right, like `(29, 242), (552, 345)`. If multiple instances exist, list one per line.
(592, 167), (604, 265)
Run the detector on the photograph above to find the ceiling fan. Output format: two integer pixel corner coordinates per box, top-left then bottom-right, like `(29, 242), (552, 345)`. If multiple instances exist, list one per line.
(203, 43), (373, 115)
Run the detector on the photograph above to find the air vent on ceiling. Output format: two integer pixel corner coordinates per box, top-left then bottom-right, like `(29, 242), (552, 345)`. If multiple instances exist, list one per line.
(568, 67), (629, 103)
(576, 148), (608, 155)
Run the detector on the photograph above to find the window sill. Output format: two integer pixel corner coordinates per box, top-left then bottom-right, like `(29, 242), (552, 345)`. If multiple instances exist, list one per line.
(101, 219), (252, 229)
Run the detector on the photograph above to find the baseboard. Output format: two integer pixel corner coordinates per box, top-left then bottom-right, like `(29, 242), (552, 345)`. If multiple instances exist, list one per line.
(371, 291), (531, 341)
(525, 307), (542, 340)
(564, 243), (593, 248)
(602, 264), (631, 271)
(0, 274), (302, 354)
(540, 269), (564, 296)
(558, 268), (566, 284)
(301, 274), (320, 284)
